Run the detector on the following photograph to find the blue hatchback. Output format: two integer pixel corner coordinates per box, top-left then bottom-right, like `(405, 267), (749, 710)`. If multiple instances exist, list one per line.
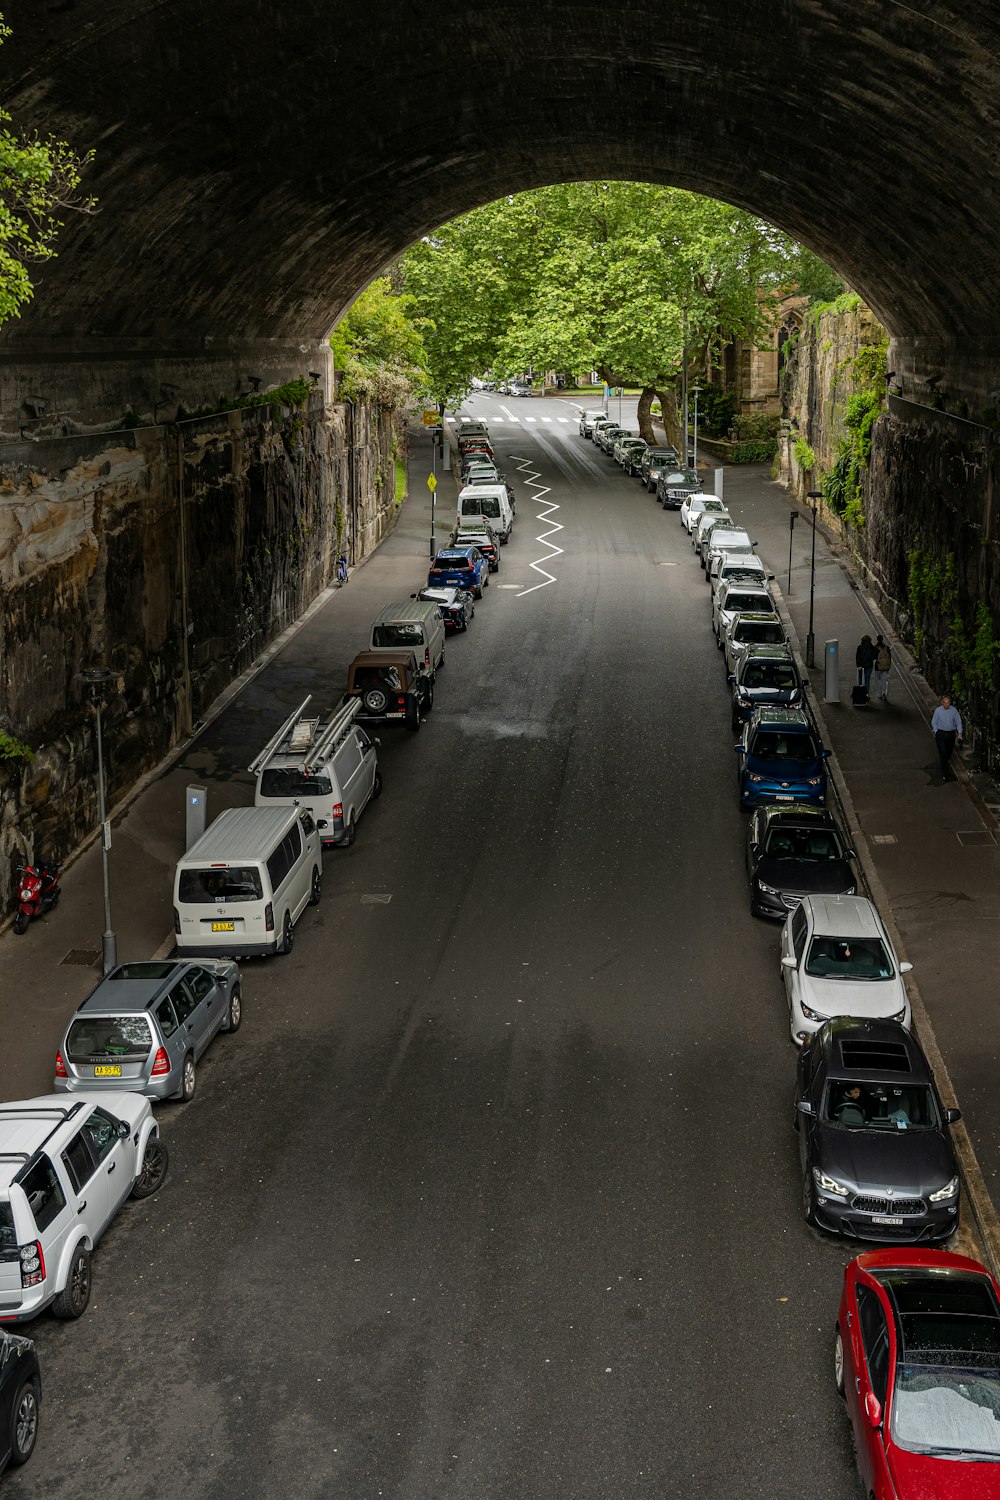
(736, 706), (830, 808)
(428, 547), (490, 598)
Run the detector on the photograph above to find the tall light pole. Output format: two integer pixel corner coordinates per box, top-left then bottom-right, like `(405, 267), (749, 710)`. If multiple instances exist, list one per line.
(787, 510), (799, 593)
(806, 490), (823, 668)
(79, 667), (119, 973)
(691, 386), (702, 471)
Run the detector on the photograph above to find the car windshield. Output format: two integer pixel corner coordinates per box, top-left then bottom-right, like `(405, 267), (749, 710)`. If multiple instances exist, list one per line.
(804, 935), (894, 979)
(735, 621), (784, 644)
(749, 731), (819, 762)
(66, 1014), (153, 1061)
(664, 471), (692, 486)
(178, 866), (264, 903)
(727, 594), (769, 614)
(743, 661), (798, 690)
(893, 1363), (1000, 1456)
(259, 769), (333, 798)
(764, 826), (842, 860)
(824, 1081), (937, 1129)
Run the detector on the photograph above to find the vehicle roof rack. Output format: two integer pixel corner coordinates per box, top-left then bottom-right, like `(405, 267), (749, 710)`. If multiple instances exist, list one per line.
(296, 699), (362, 771)
(248, 696), (313, 775)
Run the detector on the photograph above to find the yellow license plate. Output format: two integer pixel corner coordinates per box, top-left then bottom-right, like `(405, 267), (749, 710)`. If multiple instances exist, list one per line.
(211, 921), (235, 932)
(95, 1065), (121, 1077)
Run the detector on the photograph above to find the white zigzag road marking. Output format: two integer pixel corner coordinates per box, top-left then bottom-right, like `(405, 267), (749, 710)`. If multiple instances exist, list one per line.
(509, 454), (563, 597)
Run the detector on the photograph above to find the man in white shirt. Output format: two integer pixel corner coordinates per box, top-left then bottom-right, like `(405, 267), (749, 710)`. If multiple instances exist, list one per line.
(930, 694), (963, 781)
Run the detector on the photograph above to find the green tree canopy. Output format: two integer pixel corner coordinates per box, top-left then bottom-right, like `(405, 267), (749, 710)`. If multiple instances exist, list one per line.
(0, 13), (96, 326)
(330, 277), (428, 405)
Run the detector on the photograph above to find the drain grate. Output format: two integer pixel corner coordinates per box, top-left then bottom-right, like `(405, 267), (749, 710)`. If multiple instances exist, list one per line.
(60, 949), (101, 967)
(870, 834), (897, 845)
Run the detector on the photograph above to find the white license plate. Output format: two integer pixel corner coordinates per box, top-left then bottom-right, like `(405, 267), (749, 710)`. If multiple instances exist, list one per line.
(774, 794), (794, 801)
(872, 1215), (904, 1226)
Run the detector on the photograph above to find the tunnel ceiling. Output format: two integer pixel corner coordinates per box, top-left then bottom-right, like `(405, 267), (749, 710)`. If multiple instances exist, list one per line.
(3, 0), (1000, 353)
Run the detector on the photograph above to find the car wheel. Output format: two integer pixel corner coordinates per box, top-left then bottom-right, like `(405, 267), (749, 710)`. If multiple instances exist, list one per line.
(407, 703), (422, 732)
(484, 573), (490, 588)
(9, 1379), (39, 1465)
(363, 685), (389, 714)
(310, 864), (324, 901)
(279, 911), (294, 954)
(52, 1244), (91, 1320)
(439, 648), (445, 667)
(224, 985), (242, 1032)
(178, 1051), (197, 1101)
(343, 817), (356, 852)
(131, 1135), (169, 1199)
(424, 682), (434, 713)
(802, 1171), (817, 1227)
(457, 615), (468, 632)
(474, 584), (483, 599)
(373, 769), (383, 799)
(834, 1329), (846, 1397)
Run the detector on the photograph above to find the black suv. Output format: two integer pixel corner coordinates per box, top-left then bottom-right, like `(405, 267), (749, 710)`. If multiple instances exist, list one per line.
(655, 466), (702, 509)
(795, 1018), (961, 1242)
(344, 650), (433, 731)
(729, 645), (804, 731)
(745, 803), (856, 918)
(641, 446), (680, 491)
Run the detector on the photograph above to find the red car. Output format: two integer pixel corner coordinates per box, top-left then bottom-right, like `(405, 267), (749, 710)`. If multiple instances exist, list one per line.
(836, 1248), (1000, 1497)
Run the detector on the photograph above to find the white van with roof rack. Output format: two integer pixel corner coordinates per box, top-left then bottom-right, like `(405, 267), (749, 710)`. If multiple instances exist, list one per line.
(250, 696), (381, 848)
(173, 805), (321, 959)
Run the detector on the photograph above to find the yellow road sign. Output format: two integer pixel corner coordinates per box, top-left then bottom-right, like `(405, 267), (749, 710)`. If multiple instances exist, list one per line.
(427, 474), (437, 492)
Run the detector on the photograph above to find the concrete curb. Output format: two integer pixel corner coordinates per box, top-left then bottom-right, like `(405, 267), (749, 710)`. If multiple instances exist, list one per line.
(770, 576), (1000, 1277)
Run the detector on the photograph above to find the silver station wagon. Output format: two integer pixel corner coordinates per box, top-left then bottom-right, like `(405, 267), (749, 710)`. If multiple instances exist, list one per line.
(54, 960), (242, 1104)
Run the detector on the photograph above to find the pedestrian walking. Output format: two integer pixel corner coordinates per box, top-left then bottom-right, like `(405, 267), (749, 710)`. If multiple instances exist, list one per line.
(931, 693), (963, 781)
(871, 635), (892, 701)
(855, 634), (877, 696)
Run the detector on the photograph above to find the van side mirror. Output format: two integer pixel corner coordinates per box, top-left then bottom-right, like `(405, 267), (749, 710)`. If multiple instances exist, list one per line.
(735, 744), (745, 753)
(821, 749), (832, 758)
(117, 1120), (130, 1139)
(900, 961), (913, 973)
(727, 674), (736, 684)
(944, 1107), (962, 1124)
(864, 1391), (882, 1429)
(781, 955), (798, 970)
(796, 1100), (814, 1116)
(845, 848), (856, 861)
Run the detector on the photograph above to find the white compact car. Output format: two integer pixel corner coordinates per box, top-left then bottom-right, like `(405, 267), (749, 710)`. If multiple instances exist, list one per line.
(780, 895), (912, 1044)
(681, 494), (727, 536)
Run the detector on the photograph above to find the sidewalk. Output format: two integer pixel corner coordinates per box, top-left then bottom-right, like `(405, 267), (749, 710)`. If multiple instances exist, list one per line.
(721, 465), (1000, 1266)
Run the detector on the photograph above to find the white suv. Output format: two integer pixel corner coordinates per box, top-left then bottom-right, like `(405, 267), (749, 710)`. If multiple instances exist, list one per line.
(780, 895), (913, 1045)
(0, 1095), (167, 1322)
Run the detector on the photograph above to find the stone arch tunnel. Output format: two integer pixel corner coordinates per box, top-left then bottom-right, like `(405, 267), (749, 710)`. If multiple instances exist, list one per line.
(1, 0), (999, 893)
(1, 0), (999, 424)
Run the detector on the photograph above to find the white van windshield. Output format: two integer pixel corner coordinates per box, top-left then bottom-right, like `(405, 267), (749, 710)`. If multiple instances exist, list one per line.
(178, 867), (264, 903)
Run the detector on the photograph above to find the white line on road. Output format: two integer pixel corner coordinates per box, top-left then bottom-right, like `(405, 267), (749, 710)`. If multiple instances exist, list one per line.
(508, 454), (563, 597)
(500, 404), (516, 420)
(524, 416), (538, 423)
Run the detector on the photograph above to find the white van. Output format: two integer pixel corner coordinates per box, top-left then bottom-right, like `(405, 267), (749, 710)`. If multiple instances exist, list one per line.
(173, 805), (321, 959)
(369, 600), (446, 672)
(456, 483), (513, 542)
(250, 696), (381, 848)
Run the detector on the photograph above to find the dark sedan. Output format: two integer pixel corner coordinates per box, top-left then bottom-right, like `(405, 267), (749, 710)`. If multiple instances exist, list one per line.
(796, 1018), (961, 1242)
(641, 446), (680, 490)
(412, 586), (475, 632)
(729, 646), (804, 730)
(0, 1330), (40, 1475)
(746, 803), (855, 918)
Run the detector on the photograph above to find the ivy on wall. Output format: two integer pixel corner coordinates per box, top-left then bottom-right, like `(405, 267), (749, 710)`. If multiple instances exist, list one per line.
(820, 336), (889, 529)
(906, 546), (1000, 697)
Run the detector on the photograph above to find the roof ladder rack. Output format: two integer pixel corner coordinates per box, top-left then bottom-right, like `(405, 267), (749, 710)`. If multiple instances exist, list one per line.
(248, 696), (313, 775)
(299, 699), (362, 771)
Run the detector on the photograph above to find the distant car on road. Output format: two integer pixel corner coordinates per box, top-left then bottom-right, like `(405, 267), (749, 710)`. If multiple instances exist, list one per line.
(428, 546), (490, 597)
(780, 894), (912, 1044)
(55, 959), (242, 1102)
(511, 380), (532, 397)
(345, 649), (433, 731)
(797, 1017), (960, 1241)
(681, 493), (725, 534)
(452, 524), (501, 572)
(413, 586), (475, 632)
(712, 580), (774, 643)
(729, 646), (804, 730)
(736, 705), (830, 809)
(578, 409), (606, 437)
(745, 803), (855, 918)
(656, 466), (702, 509)
(722, 611), (787, 675)
(641, 446), (680, 490)
(835, 1249), (1000, 1494)
(618, 438), (648, 474)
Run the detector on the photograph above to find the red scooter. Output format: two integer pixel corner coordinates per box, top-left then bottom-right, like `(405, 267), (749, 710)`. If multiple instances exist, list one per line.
(13, 863), (61, 934)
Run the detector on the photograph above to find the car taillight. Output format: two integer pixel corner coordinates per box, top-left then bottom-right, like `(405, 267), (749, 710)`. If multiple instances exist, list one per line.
(54, 1050), (67, 1078)
(424, 647), (431, 666)
(397, 696), (406, 706)
(19, 1241), (44, 1288)
(265, 902), (274, 931)
(332, 802), (343, 820)
(173, 906), (181, 934)
(151, 1047), (171, 1076)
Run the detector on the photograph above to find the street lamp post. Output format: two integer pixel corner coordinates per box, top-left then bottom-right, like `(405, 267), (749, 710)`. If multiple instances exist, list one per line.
(787, 510), (799, 593)
(805, 490), (823, 668)
(691, 386), (702, 471)
(79, 667), (119, 974)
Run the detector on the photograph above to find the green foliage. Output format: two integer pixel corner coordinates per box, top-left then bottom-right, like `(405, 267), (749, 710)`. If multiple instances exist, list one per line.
(818, 338), (889, 529)
(179, 377), (312, 424)
(791, 246), (845, 305)
(730, 437), (778, 464)
(394, 458), (407, 506)
(331, 278), (427, 406)
(0, 13), (97, 327)
(730, 412), (780, 441)
(793, 436), (816, 472)
(0, 728), (32, 762)
(804, 291), (862, 328)
(906, 548), (1000, 693)
(697, 387), (736, 436)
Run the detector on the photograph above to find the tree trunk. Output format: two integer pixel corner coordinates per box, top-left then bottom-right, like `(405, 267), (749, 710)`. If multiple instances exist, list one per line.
(636, 386), (656, 445)
(656, 388), (681, 450)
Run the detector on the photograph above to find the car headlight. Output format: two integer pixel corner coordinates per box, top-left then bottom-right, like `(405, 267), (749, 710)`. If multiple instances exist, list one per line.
(801, 1002), (827, 1022)
(748, 774), (763, 783)
(807, 777), (821, 786)
(929, 1176), (960, 1203)
(813, 1168), (849, 1198)
(890, 1006), (907, 1022)
(757, 881), (781, 897)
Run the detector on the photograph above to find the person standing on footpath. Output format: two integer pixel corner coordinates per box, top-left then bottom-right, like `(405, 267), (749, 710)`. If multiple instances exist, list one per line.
(871, 635), (892, 701)
(931, 693), (963, 781)
(855, 634), (877, 696)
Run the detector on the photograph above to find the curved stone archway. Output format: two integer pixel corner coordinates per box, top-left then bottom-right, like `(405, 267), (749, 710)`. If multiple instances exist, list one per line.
(2, 0), (999, 426)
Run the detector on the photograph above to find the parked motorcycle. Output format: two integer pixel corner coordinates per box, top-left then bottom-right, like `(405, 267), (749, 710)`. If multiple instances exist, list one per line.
(13, 862), (61, 934)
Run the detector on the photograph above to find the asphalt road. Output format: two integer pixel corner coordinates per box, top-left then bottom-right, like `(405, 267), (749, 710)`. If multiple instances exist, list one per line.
(7, 395), (864, 1499)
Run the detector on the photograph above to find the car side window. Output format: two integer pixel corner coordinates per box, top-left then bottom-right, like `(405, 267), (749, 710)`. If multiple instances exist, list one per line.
(20, 1156), (67, 1232)
(856, 1285), (891, 1404)
(82, 1107), (123, 1164)
(62, 1131), (98, 1193)
(266, 840), (291, 890)
(155, 997), (178, 1038)
(299, 811), (316, 837)
(170, 979), (197, 1025)
(187, 968), (214, 1003)
(286, 824), (302, 864)
(790, 906), (808, 960)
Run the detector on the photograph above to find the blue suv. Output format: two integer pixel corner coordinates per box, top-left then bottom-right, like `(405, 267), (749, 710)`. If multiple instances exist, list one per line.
(736, 706), (830, 808)
(428, 547), (490, 598)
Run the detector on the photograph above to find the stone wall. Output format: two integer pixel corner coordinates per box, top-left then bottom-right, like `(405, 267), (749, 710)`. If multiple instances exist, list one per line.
(0, 394), (400, 909)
